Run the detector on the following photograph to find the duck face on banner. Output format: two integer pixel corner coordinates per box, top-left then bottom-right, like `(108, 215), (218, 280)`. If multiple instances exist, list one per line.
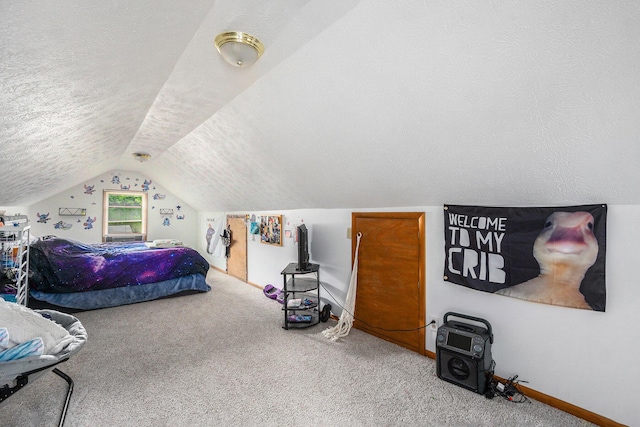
(443, 204), (607, 311)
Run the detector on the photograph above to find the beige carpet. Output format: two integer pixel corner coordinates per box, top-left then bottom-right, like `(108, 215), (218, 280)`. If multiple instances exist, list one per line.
(1, 269), (595, 426)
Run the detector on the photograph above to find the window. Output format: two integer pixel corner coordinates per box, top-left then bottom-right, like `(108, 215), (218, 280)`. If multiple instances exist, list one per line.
(103, 190), (147, 241)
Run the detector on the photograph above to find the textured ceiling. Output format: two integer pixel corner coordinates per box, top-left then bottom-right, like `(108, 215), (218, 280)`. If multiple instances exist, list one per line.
(1, 0), (639, 211)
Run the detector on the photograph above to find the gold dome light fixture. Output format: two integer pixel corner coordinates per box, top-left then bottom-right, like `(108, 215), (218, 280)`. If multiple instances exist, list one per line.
(132, 152), (151, 162)
(214, 31), (264, 67)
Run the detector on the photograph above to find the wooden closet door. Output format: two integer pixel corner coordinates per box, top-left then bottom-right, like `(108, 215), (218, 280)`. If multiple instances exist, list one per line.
(352, 212), (425, 354)
(227, 216), (247, 281)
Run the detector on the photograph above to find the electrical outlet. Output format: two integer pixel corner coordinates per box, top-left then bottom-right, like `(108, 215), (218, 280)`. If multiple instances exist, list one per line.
(428, 315), (439, 330)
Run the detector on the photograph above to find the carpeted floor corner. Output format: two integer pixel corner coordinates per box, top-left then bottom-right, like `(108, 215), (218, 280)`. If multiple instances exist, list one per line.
(1, 269), (595, 426)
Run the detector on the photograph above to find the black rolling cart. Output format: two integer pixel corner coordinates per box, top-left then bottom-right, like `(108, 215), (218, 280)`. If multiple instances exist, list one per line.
(280, 262), (321, 329)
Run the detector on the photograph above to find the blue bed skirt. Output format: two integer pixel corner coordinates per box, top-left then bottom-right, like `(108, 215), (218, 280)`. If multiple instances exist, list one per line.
(29, 273), (210, 310)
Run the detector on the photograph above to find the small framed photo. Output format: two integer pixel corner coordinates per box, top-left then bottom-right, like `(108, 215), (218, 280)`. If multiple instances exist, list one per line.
(260, 215), (282, 246)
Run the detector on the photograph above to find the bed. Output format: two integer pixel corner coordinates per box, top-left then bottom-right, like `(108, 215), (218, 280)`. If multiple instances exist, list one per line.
(27, 237), (210, 310)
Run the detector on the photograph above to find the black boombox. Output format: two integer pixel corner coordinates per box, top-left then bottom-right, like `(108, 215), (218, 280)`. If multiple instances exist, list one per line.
(436, 312), (493, 394)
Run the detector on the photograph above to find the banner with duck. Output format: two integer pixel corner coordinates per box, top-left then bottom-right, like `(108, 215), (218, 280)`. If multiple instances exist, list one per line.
(443, 204), (607, 311)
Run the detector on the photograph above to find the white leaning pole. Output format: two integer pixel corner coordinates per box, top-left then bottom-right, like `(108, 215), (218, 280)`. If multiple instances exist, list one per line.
(322, 232), (363, 342)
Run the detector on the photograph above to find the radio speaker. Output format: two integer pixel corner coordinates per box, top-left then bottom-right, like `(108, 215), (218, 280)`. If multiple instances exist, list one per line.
(437, 348), (488, 393)
(435, 312), (493, 395)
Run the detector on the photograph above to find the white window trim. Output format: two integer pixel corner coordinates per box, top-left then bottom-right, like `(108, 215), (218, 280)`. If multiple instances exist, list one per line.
(102, 190), (148, 242)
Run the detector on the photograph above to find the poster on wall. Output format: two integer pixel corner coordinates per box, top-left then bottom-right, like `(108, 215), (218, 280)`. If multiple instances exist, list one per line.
(260, 215), (282, 246)
(205, 216), (225, 256)
(443, 204), (607, 311)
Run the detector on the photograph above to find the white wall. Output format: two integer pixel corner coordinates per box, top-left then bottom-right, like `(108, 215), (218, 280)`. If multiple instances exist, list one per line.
(244, 209), (353, 310)
(222, 205), (636, 426)
(0, 207), (28, 219)
(23, 170), (199, 248)
(196, 209), (354, 301)
(427, 205), (639, 426)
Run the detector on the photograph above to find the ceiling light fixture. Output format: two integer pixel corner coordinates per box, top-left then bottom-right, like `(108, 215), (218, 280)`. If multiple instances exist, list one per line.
(214, 31), (264, 67)
(132, 152), (151, 162)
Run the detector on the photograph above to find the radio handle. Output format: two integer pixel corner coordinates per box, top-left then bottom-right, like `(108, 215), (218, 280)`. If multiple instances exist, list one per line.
(443, 312), (493, 344)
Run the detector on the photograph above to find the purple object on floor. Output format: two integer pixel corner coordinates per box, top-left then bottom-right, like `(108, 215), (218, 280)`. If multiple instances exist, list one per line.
(263, 284), (279, 299)
(263, 284), (285, 304)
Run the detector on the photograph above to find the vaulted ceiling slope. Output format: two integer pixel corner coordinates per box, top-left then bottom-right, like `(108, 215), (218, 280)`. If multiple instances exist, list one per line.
(1, 1), (639, 211)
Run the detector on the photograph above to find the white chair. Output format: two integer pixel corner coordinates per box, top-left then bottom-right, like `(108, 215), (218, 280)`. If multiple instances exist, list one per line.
(0, 309), (87, 427)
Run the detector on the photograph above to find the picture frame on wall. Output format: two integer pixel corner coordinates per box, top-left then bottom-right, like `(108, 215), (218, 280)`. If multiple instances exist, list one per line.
(260, 215), (282, 246)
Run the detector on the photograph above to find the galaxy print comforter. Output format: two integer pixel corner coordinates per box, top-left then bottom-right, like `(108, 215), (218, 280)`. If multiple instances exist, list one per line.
(29, 237), (210, 293)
